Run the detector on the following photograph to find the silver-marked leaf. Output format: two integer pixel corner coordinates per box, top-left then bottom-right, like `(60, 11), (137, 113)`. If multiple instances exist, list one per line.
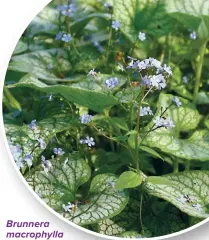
(8, 75), (119, 112)
(28, 154), (91, 210)
(8, 49), (71, 81)
(13, 40), (28, 55)
(165, 0), (209, 39)
(66, 174), (129, 226)
(5, 113), (77, 163)
(144, 171), (209, 218)
(119, 231), (141, 238)
(113, 0), (176, 41)
(96, 190), (187, 237)
(26, 6), (59, 38)
(143, 94), (209, 161)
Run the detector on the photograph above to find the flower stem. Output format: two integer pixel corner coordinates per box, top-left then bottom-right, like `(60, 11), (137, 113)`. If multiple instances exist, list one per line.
(193, 41), (207, 104)
(135, 88), (145, 173)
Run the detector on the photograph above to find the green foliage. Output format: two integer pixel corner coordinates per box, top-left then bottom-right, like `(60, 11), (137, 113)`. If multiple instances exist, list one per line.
(115, 171), (142, 190)
(3, 0), (209, 238)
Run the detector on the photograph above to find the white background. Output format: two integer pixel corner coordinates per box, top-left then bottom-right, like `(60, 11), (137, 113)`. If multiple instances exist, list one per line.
(0, 0), (209, 239)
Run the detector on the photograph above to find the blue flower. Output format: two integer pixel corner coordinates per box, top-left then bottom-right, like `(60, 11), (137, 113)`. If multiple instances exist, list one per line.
(24, 154), (33, 167)
(62, 33), (72, 43)
(80, 114), (92, 124)
(41, 155), (52, 174)
(38, 138), (47, 150)
(55, 31), (63, 40)
(29, 120), (37, 130)
(138, 32), (146, 41)
(105, 77), (119, 88)
(153, 116), (175, 129)
(140, 106), (153, 117)
(80, 136), (95, 148)
(190, 31), (197, 40)
(183, 76), (188, 84)
(54, 148), (65, 156)
(172, 96), (182, 107)
(112, 20), (120, 30)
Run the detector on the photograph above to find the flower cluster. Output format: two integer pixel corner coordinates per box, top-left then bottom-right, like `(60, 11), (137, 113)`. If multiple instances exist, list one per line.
(54, 148), (65, 156)
(127, 57), (172, 90)
(112, 20), (120, 31)
(154, 116), (175, 129)
(80, 136), (95, 148)
(140, 106), (153, 117)
(80, 114), (92, 124)
(105, 77), (119, 88)
(57, 2), (76, 17)
(172, 96), (182, 107)
(56, 32), (72, 43)
(63, 202), (75, 212)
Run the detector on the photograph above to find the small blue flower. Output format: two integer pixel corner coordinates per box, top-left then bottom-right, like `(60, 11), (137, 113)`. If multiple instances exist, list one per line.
(24, 154), (33, 167)
(138, 32), (146, 41)
(190, 31), (197, 40)
(105, 77), (119, 88)
(55, 31), (63, 40)
(141, 75), (151, 88)
(38, 138), (47, 150)
(80, 114), (92, 124)
(154, 116), (175, 129)
(29, 120), (37, 130)
(172, 96), (182, 107)
(62, 33), (72, 43)
(140, 106), (153, 117)
(41, 155), (52, 174)
(80, 136), (95, 148)
(112, 20), (120, 31)
(54, 148), (65, 156)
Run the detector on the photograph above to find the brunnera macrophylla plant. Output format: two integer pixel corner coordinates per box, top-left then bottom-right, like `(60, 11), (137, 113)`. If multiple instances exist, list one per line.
(3, 0), (209, 238)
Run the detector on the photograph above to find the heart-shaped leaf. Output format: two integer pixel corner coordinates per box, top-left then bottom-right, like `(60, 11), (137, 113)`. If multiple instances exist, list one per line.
(143, 94), (209, 161)
(113, 0), (176, 41)
(28, 153), (91, 208)
(8, 74), (119, 112)
(115, 171), (142, 190)
(166, 0), (209, 39)
(144, 171), (209, 218)
(65, 174), (129, 225)
(8, 49), (71, 81)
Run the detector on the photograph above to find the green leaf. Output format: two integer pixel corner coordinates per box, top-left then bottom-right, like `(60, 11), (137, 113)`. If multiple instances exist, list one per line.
(13, 40), (28, 55)
(144, 171), (209, 218)
(8, 75), (119, 112)
(8, 49), (71, 81)
(139, 146), (164, 161)
(166, 0), (209, 39)
(71, 13), (110, 35)
(28, 153), (91, 208)
(26, 6), (59, 38)
(113, 0), (176, 41)
(146, 176), (173, 186)
(110, 117), (129, 131)
(119, 231), (141, 238)
(66, 174), (129, 225)
(5, 113), (76, 160)
(96, 190), (187, 237)
(143, 94), (209, 161)
(115, 171), (142, 190)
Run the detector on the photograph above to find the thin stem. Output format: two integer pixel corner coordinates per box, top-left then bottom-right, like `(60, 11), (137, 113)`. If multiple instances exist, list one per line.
(173, 159), (179, 173)
(135, 88), (145, 173)
(139, 192), (144, 232)
(193, 41), (207, 104)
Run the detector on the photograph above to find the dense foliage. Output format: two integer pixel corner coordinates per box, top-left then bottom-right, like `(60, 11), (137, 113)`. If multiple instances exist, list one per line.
(3, 0), (209, 238)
